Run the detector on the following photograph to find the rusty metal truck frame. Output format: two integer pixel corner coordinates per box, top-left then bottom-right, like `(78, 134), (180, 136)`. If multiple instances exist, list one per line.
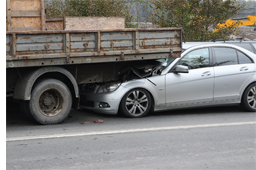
(7, 28), (182, 67)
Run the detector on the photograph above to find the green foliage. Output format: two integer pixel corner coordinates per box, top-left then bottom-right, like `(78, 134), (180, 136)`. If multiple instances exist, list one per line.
(46, 0), (132, 27)
(147, 0), (245, 41)
(46, 0), (246, 41)
(46, 0), (66, 17)
(127, 16), (139, 28)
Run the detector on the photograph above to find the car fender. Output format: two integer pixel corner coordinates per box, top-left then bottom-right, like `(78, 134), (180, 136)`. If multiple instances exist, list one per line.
(239, 72), (256, 100)
(120, 77), (165, 107)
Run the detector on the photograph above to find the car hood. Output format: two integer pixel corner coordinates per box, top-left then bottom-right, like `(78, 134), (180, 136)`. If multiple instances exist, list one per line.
(118, 60), (165, 82)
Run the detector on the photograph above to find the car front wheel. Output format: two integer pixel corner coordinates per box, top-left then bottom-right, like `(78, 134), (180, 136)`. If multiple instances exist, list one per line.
(120, 88), (152, 118)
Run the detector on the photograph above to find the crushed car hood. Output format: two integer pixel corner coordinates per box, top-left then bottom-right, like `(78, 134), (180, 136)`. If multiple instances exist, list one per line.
(118, 60), (165, 82)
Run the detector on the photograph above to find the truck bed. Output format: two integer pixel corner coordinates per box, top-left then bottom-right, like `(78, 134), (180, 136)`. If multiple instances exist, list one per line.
(6, 28), (182, 68)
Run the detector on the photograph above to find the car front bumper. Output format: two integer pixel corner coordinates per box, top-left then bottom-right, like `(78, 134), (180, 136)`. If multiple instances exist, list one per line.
(79, 86), (128, 115)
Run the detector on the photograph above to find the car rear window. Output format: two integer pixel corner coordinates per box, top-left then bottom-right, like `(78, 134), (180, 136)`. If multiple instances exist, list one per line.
(237, 51), (253, 64)
(252, 43), (256, 50)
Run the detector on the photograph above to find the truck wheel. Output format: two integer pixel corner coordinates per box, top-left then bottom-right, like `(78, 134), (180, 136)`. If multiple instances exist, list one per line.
(27, 79), (72, 124)
(120, 88), (151, 118)
(241, 83), (256, 112)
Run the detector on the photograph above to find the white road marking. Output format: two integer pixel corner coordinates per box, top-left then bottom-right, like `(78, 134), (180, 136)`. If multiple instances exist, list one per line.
(6, 122), (256, 142)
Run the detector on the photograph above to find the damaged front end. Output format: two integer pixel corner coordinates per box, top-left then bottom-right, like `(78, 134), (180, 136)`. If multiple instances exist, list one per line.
(118, 58), (174, 82)
(118, 62), (165, 82)
(78, 58), (176, 113)
(79, 58), (175, 94)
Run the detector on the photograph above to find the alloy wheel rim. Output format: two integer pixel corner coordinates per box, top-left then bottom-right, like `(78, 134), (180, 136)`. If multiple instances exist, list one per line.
(247, 86), (256, 109)
(125, 90), (148, 116)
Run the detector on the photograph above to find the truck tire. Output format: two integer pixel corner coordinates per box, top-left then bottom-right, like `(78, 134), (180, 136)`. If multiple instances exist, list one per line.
(120, 88), (151, 118)
(241, 83), (256, 112)
(26, 79), (72, 124)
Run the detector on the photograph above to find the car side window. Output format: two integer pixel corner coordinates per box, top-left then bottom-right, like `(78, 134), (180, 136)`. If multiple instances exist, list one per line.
(178, 48), (210, 70)
(237, 51), (253, 64)
(213, 47), (238, 66)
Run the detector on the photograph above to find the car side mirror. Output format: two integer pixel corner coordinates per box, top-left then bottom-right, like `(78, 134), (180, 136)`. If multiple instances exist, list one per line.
(173, 65), (189, 73)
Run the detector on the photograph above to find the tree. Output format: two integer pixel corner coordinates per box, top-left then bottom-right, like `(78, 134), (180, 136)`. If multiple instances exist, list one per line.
(147, 0), (245, 41)
(46, 0), (133, 27)
(45, 0), (246, 41)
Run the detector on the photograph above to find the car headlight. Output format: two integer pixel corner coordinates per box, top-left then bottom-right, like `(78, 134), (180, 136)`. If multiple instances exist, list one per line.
(97, 82), (121, 93)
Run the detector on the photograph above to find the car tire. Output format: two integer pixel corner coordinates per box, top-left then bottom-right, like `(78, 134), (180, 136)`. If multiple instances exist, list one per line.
(120, 88), (152, 118)
(24, 79), (72, 124)
(241, 83), (256, 112)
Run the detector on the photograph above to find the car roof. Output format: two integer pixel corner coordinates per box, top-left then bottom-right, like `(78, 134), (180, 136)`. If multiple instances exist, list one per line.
(182, 42), (215, 50)
(181, 43), (256, 61)
(215, 41), (256, 43)
(182, 41), (256, 54)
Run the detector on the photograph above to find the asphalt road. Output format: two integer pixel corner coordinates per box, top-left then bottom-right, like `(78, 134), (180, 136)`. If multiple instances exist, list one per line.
(6, 106), (256, 170)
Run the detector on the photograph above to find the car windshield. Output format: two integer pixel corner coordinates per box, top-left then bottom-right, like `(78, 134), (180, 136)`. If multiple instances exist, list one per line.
(156, 58), (176, 68)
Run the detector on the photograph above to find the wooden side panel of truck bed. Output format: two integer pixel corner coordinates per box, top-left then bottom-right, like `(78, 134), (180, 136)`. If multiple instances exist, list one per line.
(6, 28), (182, 68)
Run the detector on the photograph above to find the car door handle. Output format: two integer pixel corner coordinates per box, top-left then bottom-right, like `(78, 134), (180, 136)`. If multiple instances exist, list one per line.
(201, 71), (211, 77)
(240, 66), (248, 71)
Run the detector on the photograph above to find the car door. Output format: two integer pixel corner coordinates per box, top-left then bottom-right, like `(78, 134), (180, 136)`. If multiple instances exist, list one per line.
(165, 48), (214, 108)
(213, 47), (255, 103)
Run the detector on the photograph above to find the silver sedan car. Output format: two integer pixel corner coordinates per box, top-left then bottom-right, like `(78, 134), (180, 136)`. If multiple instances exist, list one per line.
(80, 44), (256, 117)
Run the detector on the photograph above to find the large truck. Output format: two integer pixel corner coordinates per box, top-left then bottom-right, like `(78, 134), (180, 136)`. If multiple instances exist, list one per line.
(6, 28), (183, 124)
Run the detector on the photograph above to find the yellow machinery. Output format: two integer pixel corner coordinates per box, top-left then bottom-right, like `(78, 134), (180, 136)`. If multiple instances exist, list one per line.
(214, 15), (256, 33)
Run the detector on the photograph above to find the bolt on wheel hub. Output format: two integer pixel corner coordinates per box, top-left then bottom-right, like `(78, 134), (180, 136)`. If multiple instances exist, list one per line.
(43, 95), (54, 106)
(39, 89), (63, 117)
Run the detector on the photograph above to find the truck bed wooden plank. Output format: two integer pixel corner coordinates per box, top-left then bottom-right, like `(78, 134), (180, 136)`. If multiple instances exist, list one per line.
(101, 47), (133, 51)
(11, 10), (41, 17)
(64, 17), (125, 30)
(11, 0), (41, 11)
(139, 31), (179, 39)
(17, 50), (64, 55)
(6, 45), (10, 55)
(11, 17), (41, 30)
(7, 52), (174, 68)
(70, 33), (95, 42)
(6, 28), (183, 68)
(101, 32), (133, 41)
(101, 40), (133, 48)
(46, 19), (64, 31)
(6, 35), (11, 55)
(139, 38), (180, 47)
(6, 34), (11, 44)
(71, 42), (96, 51)
(16, 43), (63, 52)
(16, 34), (63, 43)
